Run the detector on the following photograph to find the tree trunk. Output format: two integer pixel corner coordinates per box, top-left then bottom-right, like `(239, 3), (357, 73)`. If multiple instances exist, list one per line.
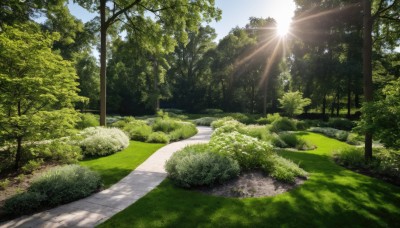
(322, 94), (327, 115)
(153, 59), (160, 113)
(347, 78), (352, 118)
(363, 0), (373, 161)
(15, 137), (22, 170)
(100, 0), (107, 126)
(336, 92), (340, 117)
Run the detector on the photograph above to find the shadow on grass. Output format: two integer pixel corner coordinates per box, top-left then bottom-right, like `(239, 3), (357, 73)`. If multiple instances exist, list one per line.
(100, 150), (400, 228)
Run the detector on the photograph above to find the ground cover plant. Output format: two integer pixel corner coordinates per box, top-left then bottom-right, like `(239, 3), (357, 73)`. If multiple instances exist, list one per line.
(80, 141), (164, 188)
(309, 127), (360, 145)
(98, 133), (400, 227)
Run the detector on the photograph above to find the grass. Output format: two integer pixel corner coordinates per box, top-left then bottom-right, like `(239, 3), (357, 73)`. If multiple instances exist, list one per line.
(80, 141), (164, 188)
(98, 132), (400, 227)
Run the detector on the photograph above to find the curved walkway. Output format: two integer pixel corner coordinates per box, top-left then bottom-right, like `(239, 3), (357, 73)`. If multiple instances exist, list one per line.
(1, 127), (213, 228)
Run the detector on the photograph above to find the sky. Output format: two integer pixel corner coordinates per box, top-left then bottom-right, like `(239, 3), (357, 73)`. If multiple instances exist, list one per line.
(67, 0), (296, 42)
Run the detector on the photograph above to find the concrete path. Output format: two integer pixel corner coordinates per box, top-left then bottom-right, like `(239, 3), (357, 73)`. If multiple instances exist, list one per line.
(1, 127), (212, 228)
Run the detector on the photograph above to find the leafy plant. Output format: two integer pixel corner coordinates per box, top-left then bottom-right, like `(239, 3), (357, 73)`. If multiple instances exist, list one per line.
(79, 127), (129, 157)
(147, 132), (170, 144)
(278, 91), (311, 117)
(0, 178), (10, 190)
(262, 154), (308, 183)
(165, 150), (240, 188)
(210, 116), (235, 129)
(76, 113), (99, 129)
(309, 127), (349, 142)
(3, 192), (46, 215)
(192, 117), (218, 126)
(21, 159), (43, 174)
(270, 117), (297, 132)
(169, 123), (197, 141)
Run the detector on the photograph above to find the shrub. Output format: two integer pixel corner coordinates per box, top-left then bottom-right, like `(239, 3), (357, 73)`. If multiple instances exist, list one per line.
(178, 143), (210, 154)
(335, 147), (365, 168)
(30, 140), (82, 164)
(309, 127), (349, 142)
(79, 127), (129, 157)
(152, 118), (181, 133)
(278, 91), (311, 117)
(202, 108), (223, 115)
(76, 113), (99, 129)
(210, 116), (235, 129)
(212, 120), (245, 136)
(256, 117), (269, 125)
(262, 154), (308, 183)
(21, 159), (43, 174)
(165, 150), (240, 188)
(328, 118), (355, 131)
(0, 178), (10, 190)
(4, 165), (101, 216)
(169, 123), (197, 141)
(225, 113), (251, 124)
(241, 125), (271, 141)
(110, 116), (136, 128)
(28, 165), (101, 206)
(3, 192), (46, 215)
(266, 113), (282, 124)
(163, 108), (184, 114)
(270, 117), (297, 132)
(209, 132), (274, 170)
(375, 149), (400, 178)
(147, 132), (170, 144)
(295, 120), (308, 130)
(122, 121), (153, 141)
(192, 117), (218, 126)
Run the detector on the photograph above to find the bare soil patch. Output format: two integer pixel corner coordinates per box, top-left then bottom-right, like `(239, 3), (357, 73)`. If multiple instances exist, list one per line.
(196, 170), (305, 198)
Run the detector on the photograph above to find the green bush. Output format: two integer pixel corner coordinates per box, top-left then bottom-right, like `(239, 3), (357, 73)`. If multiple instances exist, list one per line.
(165, 150), (240, 188)
(212, 120), (245, 136)
(192, 117), (218, 126)
(123, 121), (153, 141)
(0, 178), (10, 190)
(209, 131), (274, 170)
(147, 132), (170, 144)
(262, 154), (308, 183)
(376, 149), (400, 178)
(256, 117), (269, 125)
(241, 125), (271, 141)
(79, 127), (130, 157)
(178, 144), (210, 154)
(328, 118), (355, 131)
(169, 123), (197, 141)
(210, 116), (235, 129)
(4, 165), (101, 215)
(28, 165), (101, 206)
(110, 116), (136, 128)
(76, 113), (99, 129)
(21, 159), (43, 174)
(3, 192), (46, 215)
(266, 113), (282, 124)
(276, 133), (313, 150)
(202, 109), (223, 115)
(152, 118), (181, 133)
(30, 140), (82, 164)
(335, 147), (365, 168)
(295, 120), (308, 130)
(163, 108), (184, 114)
(270, 117), (297, 132)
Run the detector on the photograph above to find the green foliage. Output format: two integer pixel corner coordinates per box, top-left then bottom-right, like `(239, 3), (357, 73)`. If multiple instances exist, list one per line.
(152, 118), (181, 133)
(209, 132), (274, 170)
(29, 140), (83, 164)
(273, 133), (314, 150)
(358, 78), (400, 149)
(147, 132), (170, 144)
(0, 178), (10, 190)
(241, 125), (270, 141)
(278, 91), (311, 117)
(21, 159), (43, 174)
(327, 118), (355, 131)
(122, 120), (153, 141)
(270, 117), (297, 132)
(212, 120), (245, 136)
(3, 192), (46, 216)
(4, 165), (101, 215)
(262, 154), (308, 183)
(203, 109), (224, 115)
(79, 127), (130, 157)
(210, 116), (235, 129)
(192, 117), (218, 126)
(0, 23), (83, 169)
(335, 147), (365, 168)
(165, 150), (240, 188)
(169, 124), (197, 141)
(266, 113), (282, 123)
(309, 127), (349, 142)
(76, 113), (99, 129)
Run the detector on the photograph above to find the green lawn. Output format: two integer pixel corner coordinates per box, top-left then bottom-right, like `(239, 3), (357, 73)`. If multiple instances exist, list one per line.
(80, 141), (164, 188)
(98, 132), (400, 227)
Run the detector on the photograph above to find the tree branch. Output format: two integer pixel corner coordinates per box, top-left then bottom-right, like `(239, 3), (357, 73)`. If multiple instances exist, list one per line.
(373, 0), (399, 19)
(106, 0), (142, 28)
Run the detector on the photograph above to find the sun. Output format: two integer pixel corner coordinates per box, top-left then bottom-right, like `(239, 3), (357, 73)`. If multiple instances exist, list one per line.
(276, 21), (290, 37)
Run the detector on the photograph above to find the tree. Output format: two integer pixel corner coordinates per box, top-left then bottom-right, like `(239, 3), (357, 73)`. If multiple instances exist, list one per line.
(362, 0), (400, 160)
(0, 23), (82, 169)
(74, 0), (221, 125)
(358, 77), (400, 149)
(278, 91), (311, 117)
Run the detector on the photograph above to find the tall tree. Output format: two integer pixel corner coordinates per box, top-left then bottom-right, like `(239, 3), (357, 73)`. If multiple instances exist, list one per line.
(74, 0), (221, 125)
(362, 0), (400, 160)
(0, 23), (82, 169)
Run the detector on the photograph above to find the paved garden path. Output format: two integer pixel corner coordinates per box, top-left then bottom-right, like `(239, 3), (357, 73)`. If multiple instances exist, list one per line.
(1, 126), (212, 228)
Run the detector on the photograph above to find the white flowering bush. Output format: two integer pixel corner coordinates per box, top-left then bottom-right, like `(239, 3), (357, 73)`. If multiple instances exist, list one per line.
(209, 131), (273, 170)
(211, 120), (245, 137)
(209, 131), (308, 182)
(79, 127), (129, 157)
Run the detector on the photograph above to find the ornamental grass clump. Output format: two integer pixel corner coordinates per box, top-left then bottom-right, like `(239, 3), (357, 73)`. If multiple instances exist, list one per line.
(79, 127), (129, 157)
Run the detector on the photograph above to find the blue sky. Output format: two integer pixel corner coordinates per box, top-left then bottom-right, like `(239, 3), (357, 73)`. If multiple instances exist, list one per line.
(68, 0), (296, 42)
